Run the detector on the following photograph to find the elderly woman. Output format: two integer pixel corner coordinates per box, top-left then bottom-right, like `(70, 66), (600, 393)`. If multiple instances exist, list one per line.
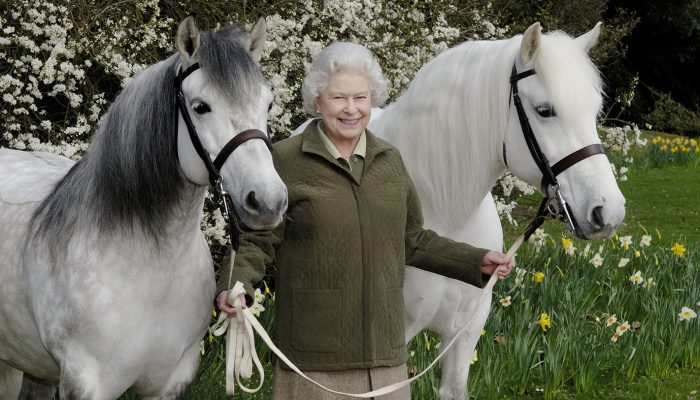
(216, 42), (513, 399)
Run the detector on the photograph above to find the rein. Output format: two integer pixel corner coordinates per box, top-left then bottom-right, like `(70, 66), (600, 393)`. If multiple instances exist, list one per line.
(506, 62), (606, 239)
(174, 62), (272, 249)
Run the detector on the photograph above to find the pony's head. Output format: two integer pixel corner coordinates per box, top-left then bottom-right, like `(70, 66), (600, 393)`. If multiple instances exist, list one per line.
(174, 16), (287, 229)
(503, 22), (625, 239)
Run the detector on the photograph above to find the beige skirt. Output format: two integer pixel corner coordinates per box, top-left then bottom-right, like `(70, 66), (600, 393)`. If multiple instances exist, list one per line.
(272, 363), (411, 400)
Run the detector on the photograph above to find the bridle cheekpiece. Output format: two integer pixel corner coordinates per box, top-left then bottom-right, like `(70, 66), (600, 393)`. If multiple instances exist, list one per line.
(507, 62), (606, 239)
(174, 62), (272, 250)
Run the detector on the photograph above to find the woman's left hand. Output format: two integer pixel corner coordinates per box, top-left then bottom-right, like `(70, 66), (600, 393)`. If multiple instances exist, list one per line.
(480, 250), (515, 280)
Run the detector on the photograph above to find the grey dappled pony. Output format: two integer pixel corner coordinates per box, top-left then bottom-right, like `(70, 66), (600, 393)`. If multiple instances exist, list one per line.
(0, 16), (286, 399)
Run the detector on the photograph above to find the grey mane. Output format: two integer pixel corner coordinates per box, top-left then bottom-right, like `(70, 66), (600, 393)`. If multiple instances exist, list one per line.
(31, 26), (262, 255)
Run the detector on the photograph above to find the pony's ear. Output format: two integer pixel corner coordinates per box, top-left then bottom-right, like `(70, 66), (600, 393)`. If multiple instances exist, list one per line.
(575, 22), (602, 53)
(520, 22), (542, 65)
(245, 17), (267, 63)
(176, 15), (201, 63)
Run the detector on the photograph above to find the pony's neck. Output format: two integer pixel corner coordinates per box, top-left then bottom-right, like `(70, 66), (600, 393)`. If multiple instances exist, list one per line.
(372, 39), (517, 233)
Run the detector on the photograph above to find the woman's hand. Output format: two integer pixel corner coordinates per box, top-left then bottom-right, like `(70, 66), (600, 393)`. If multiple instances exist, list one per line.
(480, 250), (515, 280)
(216, 290), (246, 317)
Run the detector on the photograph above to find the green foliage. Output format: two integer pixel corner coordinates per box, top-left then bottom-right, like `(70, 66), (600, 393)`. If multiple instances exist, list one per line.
(643, 91), (700, 137)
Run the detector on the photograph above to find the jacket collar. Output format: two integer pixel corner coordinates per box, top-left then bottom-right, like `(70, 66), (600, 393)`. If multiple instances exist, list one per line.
(301, 119), (392, 169)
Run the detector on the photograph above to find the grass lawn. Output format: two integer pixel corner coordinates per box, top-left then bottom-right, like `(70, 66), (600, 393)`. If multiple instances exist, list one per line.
(513, 367), (700, 399)
(505, 163), (700, 246)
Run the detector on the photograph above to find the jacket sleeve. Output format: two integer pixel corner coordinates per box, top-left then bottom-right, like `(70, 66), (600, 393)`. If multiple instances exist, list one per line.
(216, 221), (286, 299)
(402, 159), (489, 288)
(216, 145), (289, 300)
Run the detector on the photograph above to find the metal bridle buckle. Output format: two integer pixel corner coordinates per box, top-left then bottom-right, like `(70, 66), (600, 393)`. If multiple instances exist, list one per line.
(548, 184), (575, 237)
(214, 178), (231, 215)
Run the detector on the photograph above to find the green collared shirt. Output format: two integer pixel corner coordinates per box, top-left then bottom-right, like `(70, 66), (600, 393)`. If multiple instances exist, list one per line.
(317, 120), (366, 182)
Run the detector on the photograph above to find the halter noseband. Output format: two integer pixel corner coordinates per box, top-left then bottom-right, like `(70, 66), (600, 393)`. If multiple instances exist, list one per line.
(175, 62), (273, 250)
(507, 62), (605, 239)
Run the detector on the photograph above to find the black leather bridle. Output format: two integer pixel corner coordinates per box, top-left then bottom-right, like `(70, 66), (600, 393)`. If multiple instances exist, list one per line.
(174, 62), (272, 250)
(506, 62), (606, 239)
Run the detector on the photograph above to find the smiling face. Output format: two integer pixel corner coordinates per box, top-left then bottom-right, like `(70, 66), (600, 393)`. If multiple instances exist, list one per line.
(315, 70), (372, 151)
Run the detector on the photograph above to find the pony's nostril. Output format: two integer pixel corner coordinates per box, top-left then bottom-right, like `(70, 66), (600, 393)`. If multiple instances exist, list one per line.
(245, 191), (259, 211)
(591, 206), (605, 228)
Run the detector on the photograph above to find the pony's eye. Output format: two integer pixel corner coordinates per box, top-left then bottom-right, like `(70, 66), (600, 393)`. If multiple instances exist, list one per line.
(193, 102), (211, 114)
(535, 104), (556, 118)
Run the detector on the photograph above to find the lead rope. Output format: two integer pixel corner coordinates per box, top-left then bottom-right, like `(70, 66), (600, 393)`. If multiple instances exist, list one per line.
(209, 235), (527, 397)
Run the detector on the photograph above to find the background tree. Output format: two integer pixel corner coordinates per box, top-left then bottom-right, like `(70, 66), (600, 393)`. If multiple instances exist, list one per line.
(607, 0), (700, 135)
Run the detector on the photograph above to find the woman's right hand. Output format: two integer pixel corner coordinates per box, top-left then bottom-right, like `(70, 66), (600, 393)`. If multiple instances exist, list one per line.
(216, 290), (246, 317)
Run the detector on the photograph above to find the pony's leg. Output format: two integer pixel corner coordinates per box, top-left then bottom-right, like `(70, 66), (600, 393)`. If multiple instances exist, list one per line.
(0, 362), (23, 400)
(57, 362), (100, 400)
(57, 355), (127, 400)
(417, 194), (503, 400)
(139, 341), (200, 400)
(18, 375), (55, 400)
(437, 335), (474, 400)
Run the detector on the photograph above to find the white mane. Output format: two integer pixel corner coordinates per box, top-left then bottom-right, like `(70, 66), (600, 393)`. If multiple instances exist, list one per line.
(370, 30), (603, 233)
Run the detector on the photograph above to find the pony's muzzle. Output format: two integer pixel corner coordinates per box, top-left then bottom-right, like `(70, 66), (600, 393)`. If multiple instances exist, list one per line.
(240, 187), (288, 229)
(581, 201), (625, 239)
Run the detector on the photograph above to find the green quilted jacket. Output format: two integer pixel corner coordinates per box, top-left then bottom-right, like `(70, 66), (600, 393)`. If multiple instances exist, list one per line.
(217, 120), (488, 370)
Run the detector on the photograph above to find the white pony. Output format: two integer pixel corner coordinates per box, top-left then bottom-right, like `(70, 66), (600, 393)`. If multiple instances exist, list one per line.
(294, 22), (624, 399)
(0, 17), (287, 399)
(370, 22), (625, 398)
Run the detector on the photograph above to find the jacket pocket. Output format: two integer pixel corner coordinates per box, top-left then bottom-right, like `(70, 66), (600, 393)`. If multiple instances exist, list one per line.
(291, 289), (341, 352)
(385, 287), (406, 349)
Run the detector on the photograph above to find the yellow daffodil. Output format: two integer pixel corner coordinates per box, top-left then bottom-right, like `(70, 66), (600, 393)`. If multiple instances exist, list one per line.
(500, 296), (512, 307)
(590, 253), (604, 268)
(644, 277), (656, 289)
(583, 243), (591, 256)
(562, 237), (572, 250)
(616, 321), (631, 334)
(263, 280), (272, 295)
(640, 234), (652, 247)
(533, 228), (547, 241)
(470, 349), (478, 365)
(537, 313), (551, 332)
(532, 271), (545, 283)
(619, 235), (632, 250)
(679, 307), (697, 321)
(618, 258), (630, 268)
(200, 340), (206, 355)
(212, 309), (217, 318)
(606, 314), (617, 326)
(671, 242), (686, 257)
(634, 249), (641, 258)
(254, 288), (266, 303)
(250, 302), (265, 317)
(481, 329), (486, 336)
(629, 270), (643, 285)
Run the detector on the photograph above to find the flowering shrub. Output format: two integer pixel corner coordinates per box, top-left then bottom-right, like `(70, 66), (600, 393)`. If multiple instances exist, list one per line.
(0, 1), (651, 240)
(0, 0), (173, 158)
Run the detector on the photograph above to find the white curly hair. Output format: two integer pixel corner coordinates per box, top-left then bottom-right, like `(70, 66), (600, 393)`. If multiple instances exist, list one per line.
(301, 42), (389, 116)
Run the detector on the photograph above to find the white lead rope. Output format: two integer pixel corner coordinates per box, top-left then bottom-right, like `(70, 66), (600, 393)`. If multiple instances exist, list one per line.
(211, 234), (524, 397)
